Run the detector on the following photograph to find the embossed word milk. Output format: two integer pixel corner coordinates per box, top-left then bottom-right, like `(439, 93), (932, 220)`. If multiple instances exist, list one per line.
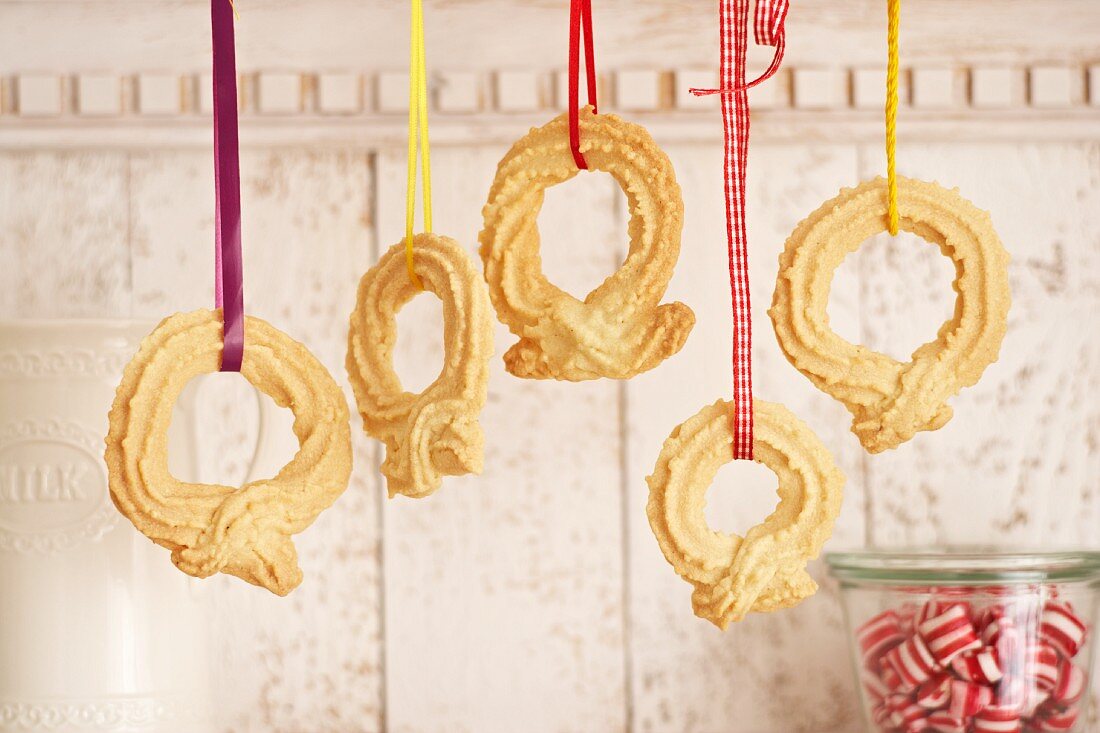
(0, 321), (215, 733)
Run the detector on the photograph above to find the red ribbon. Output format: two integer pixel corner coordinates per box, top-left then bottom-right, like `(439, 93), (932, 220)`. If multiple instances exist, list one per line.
(690, 0), (788, 460)
(211, 0), (244, 372)
(568, 0), (597, 169)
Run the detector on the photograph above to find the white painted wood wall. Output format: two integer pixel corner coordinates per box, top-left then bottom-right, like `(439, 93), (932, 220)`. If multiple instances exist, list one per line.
(1, 1), (1099, 731)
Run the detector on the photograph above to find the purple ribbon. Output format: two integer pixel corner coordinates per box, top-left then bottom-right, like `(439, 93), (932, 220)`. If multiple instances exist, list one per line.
(211, 0), (244, 371)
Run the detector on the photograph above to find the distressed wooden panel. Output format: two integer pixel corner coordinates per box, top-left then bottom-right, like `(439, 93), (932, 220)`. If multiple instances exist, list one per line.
(127, 148), (383, 733)
(317, 72), (363, 114)
(376, 144), (627, 733)
(257, 72), (303, 114)
(136, 72), (181, 115)
(4, 0), (1099, 76)
(911, 67), (962, 109)
(76, 73), (121, 116)
(856, 143), (1100, 549)
(15, 74), (63, 116)
(614, 69), (664, 112)
(435, 71), (482, 113)
(625, 143), (866, 733)
(792, 68), (848, 109)
(0, 152), (129, 318)
(494, 70), (543, 112)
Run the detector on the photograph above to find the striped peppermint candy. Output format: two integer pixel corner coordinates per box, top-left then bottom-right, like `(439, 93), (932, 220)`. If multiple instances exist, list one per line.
(892, 701), (928, 728)
(858, 609), (906, 665)
(872, 701), (893, 728)
(947, 679), (992, 719)
(884, 634), (939, 689)
(926, 712), (966, 733)
(904, 719), (931, 733)
(881, 664), (904, 691)
(1052, 658), (1086, 704)
(1029, 643), (1061, 691)
(861, 669), (892, 701)
(1040, 601), (1087, 659)
(915, 672), (952, 709)
(1031, 705), (1080, 732)
(919, 605), (982, 666)
(951, 647), (1003, 684)
(972, 705), (1022, 733)
(980, 614), (1017, 647)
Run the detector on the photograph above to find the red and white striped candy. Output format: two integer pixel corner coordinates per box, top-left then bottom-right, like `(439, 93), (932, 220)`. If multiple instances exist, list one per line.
(1029, 644), (1061, 691)
(872, 701), (893, 728)
(1023, 688), (1051, 718)
(926, 712), (966, 733)
(861, 669), (892, 701)
(904, 719), (931, 733)
(919, 605), (981, 666)
(951, 647), (1003, 684)
(1041, 601), (1087, 659)
(980, 615), (1017, 647)
(881, 664), (904, 691)
(948, 679), (992, 719)
(1031, 705), (1080, 732)
(884, 634), (939, 689)
(858, 609), (906, 665)
(994, 675), (1027, 714)
(972, 705), (1022, 733)
(892, 702), (928, 728)
(1052, 658), (1086, 704)
(916, 672), (952, 709)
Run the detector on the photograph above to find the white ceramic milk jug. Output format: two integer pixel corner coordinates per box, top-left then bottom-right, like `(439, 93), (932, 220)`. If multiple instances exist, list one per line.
(0, 319), (275, 732)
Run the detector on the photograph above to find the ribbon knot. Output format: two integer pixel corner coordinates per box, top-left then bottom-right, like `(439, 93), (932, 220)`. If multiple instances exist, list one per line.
(689, 0), (788, 98)
(754, 0), (789, 47)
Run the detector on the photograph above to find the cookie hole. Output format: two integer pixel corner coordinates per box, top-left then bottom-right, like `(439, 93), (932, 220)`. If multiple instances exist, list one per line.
(829, 230), (957, 362)
(538, 171), (628, 299)
(393, 290), (445, 393)
(168, 372), (294, 486)
(705, 460), (781, 537)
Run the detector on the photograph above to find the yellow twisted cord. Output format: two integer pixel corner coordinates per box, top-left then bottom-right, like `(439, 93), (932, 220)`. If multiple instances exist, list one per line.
(885, 0), (900, 236)
(404, 0), (430, 289)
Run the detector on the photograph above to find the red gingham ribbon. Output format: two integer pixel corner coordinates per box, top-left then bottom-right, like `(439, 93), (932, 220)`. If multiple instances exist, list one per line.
(567, 0), (597, 170)
(690, 0), (788, 459)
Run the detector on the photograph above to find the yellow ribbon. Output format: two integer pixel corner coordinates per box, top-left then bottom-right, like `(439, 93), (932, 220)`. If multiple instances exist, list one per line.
(404, 0), (431, 289)
(885, 0), (900, 235)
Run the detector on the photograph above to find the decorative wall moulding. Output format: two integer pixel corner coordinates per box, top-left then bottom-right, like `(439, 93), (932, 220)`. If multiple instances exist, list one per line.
(1, 64), (1098, 147)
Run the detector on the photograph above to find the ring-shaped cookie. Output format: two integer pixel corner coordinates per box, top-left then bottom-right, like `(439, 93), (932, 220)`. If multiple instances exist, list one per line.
(647, 399), (845, 629)
(346, 233), (493, 499)
(770, 177), (1011, 453)
(105, 309), (353, 596)
(479, 107), (695, 381)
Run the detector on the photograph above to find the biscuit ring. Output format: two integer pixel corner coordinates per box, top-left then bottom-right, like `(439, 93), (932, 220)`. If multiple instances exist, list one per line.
(770, 177), (1011, 453)
(479, 107), (695, 381)
(346, 234), (493, 499)
(105, 309), (353, 596)
(647, 399), (845, 629)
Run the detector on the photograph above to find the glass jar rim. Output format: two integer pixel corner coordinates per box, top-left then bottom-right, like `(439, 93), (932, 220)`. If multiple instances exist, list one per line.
(826, 547), (1100, 585)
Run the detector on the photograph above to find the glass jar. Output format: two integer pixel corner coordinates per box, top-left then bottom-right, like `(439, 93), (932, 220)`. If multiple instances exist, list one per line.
(826, 550), (1100, 733)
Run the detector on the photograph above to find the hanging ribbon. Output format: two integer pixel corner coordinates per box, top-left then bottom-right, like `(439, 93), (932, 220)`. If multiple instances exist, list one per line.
(885, 0), (900, 235)
(211, 0), (244, 372)
(689, 0), (789, 460)
(567, 0), (597, 170)
(404, 0), (432, 289)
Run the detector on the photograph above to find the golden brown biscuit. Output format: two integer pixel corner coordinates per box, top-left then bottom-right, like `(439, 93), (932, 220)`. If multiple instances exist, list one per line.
(770, 177), (1011, 453)
(346, 233), (493, 498)
(479, 107), (695, 381)
(647, 399), (845, 629)
(104, 309), (353, 596)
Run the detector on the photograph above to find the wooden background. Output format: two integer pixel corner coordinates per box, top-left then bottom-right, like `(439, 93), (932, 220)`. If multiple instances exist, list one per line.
(1, 1), (1099, 731)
